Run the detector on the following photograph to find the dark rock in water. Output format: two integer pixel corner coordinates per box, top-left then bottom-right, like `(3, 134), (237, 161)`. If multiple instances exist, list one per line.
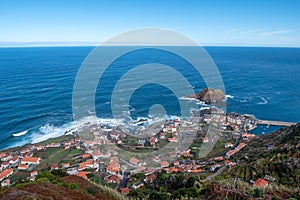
(134, 118), (148, 124)
(187, 88), (226, 106)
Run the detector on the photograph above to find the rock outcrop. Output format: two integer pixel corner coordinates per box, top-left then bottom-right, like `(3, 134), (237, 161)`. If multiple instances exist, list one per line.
(187, 88), (225, 105)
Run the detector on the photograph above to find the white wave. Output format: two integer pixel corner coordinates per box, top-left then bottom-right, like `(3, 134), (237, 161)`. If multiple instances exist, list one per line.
(240, 99), (248, 103)
(200, 107), (210, 111)
(179, 96), (199, 101)
(196, 101), (208, 106)
(257, 97), (268, 105)
(225, 94), (234, 99)
(31, 116), (125, 144)
(12, 130), (28, 137)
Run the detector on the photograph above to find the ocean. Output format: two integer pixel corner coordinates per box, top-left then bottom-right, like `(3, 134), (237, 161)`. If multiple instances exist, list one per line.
(0, 46), (299, 150)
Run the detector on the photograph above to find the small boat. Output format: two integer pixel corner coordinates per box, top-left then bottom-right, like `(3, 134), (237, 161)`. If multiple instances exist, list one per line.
(12, 130), (28, 137)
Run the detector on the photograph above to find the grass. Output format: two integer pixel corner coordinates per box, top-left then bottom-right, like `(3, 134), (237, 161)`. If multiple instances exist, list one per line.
(34, 148), (72, 170)
(36, 135), (73, 146)
(69, 149), (83, 155)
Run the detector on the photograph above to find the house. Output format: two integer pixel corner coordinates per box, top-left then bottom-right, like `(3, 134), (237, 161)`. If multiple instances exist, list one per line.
(51, 163), (59, 170)
(84, 140), (94, 147)
(1, 178), (10, 187)
(0, 168), (13, 181)
(64, 145), (71, 150)
(149, 137), (157, 146)
(144, 169), (155, 176)
(20, 148), (31, 154)
(30, 171), (38, 177)
(62, 163), (70, 168)
(109, 132), (119, 140)
(161, 161), (169, 168)
(236, 142), (246, 150)
(67, 167), (78, 175)
(153, 156), (161, 163)
(119, 188), (130, 195)
(138, 166), (146, 172)
(106, 175), (121, 184)
(84, 159), (95, 168)
(191, 169), (202, 173)
(47, 143), (61, 148)
(36, 145), (44, 151)
(22, 152), (33, 158)
(242, 133), (255, 139)
(1, 154), (12, 162)
(76, 171), (90, 179)
(214, 156), (224, 161)
(117, 140), (122, 144)
(106, 161), (120, 175)
(18, 164), (28, 170)
(9, 156), (19, 165)
(129, 157), (140, 166)
(169, 167), (179, 173)
(78, 159), (95, 171)
(92, 149), (102, 160)
(224, 160), (236, 167)
(21, 157), (41, 165)
(1, 162), (10, 169)
(160, 132), (166, 139)
(145, 173), (157, 182)
(168, 137), (178, 142)
(253, 178), (269, 188)
(132, 181), (144, 189)
(182, 150), (191, 157)
(82, 154), (92, 159)
(136, 139), (145, 147)
(226, 149), (238, 157)
(173, 161), (180, 166)
(225, 142), (233, 148)
(202, 137), (209, 143)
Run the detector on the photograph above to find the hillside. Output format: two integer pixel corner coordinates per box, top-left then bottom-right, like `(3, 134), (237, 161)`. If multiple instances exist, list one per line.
(126, 124), (300, 200)
(226, 123), (300, 187)
(0, 171), (125, 200)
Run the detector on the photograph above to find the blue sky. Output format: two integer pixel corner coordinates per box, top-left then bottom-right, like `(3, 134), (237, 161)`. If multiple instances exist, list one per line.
(0, 0), (300, 46)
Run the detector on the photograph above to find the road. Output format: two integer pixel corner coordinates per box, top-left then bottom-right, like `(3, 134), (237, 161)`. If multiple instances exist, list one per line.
(202, 166), (227, 182)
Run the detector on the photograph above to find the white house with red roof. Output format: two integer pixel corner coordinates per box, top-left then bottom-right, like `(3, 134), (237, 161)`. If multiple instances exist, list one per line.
(0, 168), (13, 181)
(9, 156), (19, 165)
(21, 157), (41, 165)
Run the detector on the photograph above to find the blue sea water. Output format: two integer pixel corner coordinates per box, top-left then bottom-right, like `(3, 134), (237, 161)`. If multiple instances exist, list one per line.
(0, 46), (299, 150)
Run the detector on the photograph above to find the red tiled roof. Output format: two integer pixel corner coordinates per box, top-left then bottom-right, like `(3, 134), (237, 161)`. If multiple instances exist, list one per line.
(0, 168), (13, 180)
(215, 156), (224, 161)
(253, 178), (268, 188)
(76, 171), (90, 179)
(30, 171), (38, 175)
(10, 156), (19, 162)
(21, 157), (40, 163)
(82, 153), (91, 159)
(129, 157), (140, 164)
(2, 161), (9, 166)
(108, 175), (120, 183)
(119, 188), (130, 194)
(52, 163), (59, 169)
(224, 160), (231, 165)
(236, 142), (246, 150)
(161, 161), (169, 168)
(18, 164), (28, 169)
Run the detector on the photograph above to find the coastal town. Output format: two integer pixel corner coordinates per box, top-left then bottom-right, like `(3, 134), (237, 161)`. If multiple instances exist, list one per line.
(0, 107), (274, 195)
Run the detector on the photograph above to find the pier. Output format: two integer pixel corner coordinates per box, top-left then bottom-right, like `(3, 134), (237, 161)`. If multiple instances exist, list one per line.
(256, 119), (297, 127)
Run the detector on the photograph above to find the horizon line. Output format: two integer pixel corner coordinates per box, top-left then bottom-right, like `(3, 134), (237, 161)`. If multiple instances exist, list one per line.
(0, 42), (300, 48)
